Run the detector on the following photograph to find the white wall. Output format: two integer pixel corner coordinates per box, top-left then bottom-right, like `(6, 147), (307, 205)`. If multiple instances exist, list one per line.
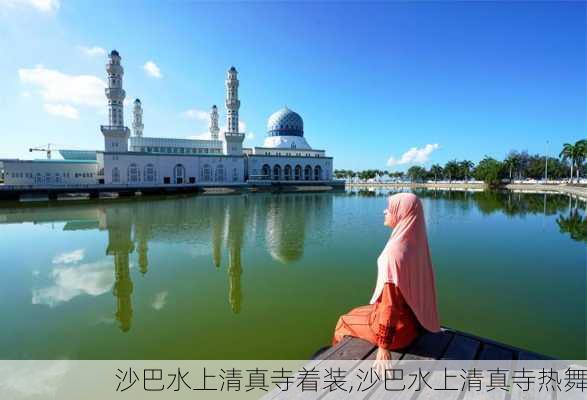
(3, 161), (98, 186)
(102, 153), (246, 185)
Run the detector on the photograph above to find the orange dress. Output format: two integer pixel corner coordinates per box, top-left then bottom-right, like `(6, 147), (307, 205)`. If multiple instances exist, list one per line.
(332, 282), (422, 350)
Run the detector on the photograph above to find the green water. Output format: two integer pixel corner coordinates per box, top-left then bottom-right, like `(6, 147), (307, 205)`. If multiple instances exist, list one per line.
(0, 189), (585, 360)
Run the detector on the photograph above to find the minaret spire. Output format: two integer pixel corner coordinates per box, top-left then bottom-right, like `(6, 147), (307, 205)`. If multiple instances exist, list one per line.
(132, 99), (144, 137)
(209, 104), (219, 140)
(100, 50), (130, 153)
(225, 66), (240, 133)
(106, 50), (125, 127)
(222, 66), (245, 156)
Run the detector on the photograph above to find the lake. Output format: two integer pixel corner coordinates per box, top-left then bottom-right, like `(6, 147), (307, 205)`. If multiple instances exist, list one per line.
(0, 189), (584, 360)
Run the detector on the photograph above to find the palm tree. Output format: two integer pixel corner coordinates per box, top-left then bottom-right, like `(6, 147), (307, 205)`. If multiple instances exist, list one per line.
(444, 160), (460, 183)
(574, 139), (587, 182)
(430, 164), (443, 183)
(504, 152), (519, 182)
(557, 208), (587, 243)
(460, 160), (475, 183)
(559, 142), (584, 184)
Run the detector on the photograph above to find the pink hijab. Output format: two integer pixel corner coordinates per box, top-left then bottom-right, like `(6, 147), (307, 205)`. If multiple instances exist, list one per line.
(369, 192), (441, 332)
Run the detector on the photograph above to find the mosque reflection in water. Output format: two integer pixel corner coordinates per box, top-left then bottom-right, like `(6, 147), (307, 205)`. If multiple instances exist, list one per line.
(3, 193), (334, 332)
(2, 189), (582, 336)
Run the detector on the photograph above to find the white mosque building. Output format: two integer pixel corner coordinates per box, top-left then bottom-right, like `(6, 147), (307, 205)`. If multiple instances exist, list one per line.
(1, 50), (333, 188)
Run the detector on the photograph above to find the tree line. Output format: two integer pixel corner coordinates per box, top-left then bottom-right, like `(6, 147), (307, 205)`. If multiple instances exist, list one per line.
(335, 139), (587, 186)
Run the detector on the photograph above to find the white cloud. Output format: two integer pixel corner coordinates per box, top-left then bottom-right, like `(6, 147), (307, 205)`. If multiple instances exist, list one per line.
(78, 45), (106, 57)
(32, 259), (115, 307)
(152, 291), (168, 311)
(2, 0), (60, 14)
(182, 108), (209, 121)
(30, 0), (59, 13)
(52, 249), (85, 264)
(43, 103), (79, 119)
(18, 65), (106, 107)
(246, 132), (255, 141)
(143, 61), (162, 78)
(387, 143), (440, 167)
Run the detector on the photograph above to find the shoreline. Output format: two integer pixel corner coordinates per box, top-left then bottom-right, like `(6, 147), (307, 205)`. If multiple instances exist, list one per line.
(345, 182), (587, 200)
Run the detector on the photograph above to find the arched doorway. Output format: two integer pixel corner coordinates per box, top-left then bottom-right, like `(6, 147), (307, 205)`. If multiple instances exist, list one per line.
(144, 164), (156, 183)
(111, 168), (120, 183)
(215, 164), (225, 182)
(284, 165), (292, 180)
(273, 164), (282, 181)
(304, 165), (312, 181)
(174, 164), (185, 184)
(314, 165), (322, 181)
(262, 164), (271, 180)
(294, 165), (302, 181)
(201, 164), (211, 181)
(128, 163), (139, 183)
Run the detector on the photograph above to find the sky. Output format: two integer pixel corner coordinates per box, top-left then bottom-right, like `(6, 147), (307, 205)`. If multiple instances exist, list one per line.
(0, 0), (585, 171)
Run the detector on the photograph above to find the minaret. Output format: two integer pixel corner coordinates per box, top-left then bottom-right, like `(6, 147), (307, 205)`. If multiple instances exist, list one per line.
(225, 67), (240, 133)
(100, 50), (130, 153)
(209, 105), (219, 140)
(222, 66), (245, 155)
(132, 99), (144, 138)
(105, 207), (135, 332)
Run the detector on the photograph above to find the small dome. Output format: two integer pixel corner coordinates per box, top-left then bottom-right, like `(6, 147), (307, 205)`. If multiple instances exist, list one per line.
(134, 98), (141, 104)
(266, 107), (304, 137)
(229, 66), (236, 71)
(110, 50), (120, 57)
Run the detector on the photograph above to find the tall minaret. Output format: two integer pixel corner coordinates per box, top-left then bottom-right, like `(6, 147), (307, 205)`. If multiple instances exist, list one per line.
(132, 99), (144, 137)
(101, 50), (130, 153)
(223, 66), (245, 155)
(225, 66), (240, 133)
(209, 104), (219, 140)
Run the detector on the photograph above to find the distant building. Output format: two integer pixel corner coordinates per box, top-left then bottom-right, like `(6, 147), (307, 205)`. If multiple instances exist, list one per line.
(1, 50), (333, 187)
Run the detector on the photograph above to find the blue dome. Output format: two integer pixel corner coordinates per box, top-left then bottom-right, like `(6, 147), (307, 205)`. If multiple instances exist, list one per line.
(266, 107), (304, 137)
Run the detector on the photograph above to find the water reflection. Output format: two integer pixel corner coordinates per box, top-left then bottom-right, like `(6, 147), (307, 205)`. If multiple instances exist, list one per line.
(351, 188), (587, 243)
(2, 189), (583, 336)
(105, 206), (135, 332)
(1, 193), (335, 332)
(557, 208), (587, 242)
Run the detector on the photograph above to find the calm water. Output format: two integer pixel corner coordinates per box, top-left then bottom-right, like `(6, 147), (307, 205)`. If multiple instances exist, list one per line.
(0, 189), (585, 360)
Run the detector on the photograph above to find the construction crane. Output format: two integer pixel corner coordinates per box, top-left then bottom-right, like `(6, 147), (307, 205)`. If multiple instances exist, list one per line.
(29, 143), (54, 160)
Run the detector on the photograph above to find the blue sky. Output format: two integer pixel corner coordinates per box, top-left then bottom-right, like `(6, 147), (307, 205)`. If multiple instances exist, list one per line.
(0, 0), (585, 171)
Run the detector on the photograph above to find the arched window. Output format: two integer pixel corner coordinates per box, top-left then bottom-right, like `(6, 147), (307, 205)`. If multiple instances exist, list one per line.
(174, 164), (186, 184)
(284, 165), (292, 180)
(261, 164), (271, 180)
(232, 168), (238, 182)
(215, 164), (225, 182)
(112, 167), (120, 183)
(294, 165), (302, 181)
(201, 164), (211, 181)
(314, 165), (322, 181)
(273, 164), (282, 181)
(144, 164), (156, 183)
(304, 165), (312, 181)
(128, 164), (139, 183)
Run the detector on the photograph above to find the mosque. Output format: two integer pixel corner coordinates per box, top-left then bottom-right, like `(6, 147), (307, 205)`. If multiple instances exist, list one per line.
(1, 50), (333, 187)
